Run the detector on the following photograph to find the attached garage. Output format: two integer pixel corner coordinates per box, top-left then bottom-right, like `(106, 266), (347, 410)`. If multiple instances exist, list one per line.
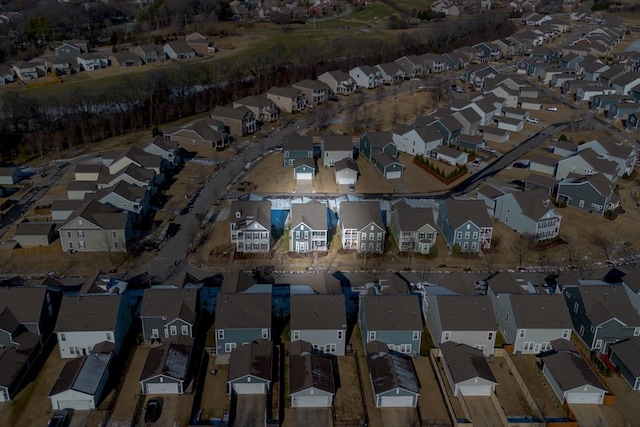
(366, 341), (419, 408)
(232, 381), (267, 395)
(228, 340), (272, 397)
(296, 171), (314, 180)
(143, 381), (181, 395)
(139, 337), (193, 396)
(292, 395), (330, 407)
(379, 395), (415, 407)
(385, 170), (403, 179)
(56, 399), (92, 411)
(290, 349), (335, 408)
(459, 385), (494, 396)
(565, 389), (604, 404)
(293, 159), (315, 181)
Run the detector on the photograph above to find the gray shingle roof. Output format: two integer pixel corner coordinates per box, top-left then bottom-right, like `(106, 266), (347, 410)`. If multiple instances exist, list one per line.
(339, 201), (383, 231)
(61, 199), (128, 230)
(440, 341), (497, 384)
(50, 350), (112, 396)
(443, 199), (492, 228)
(290, 294), (346, 330)
(508, 189), (558, 222)
(434, 295), (496, 331)
(542, 350), (606, 392)
(0, 287), (48, 326)
(14, 222), (55, 237)
(0, 348), (27, 388)
(391, 200), (435, 232)
(578, 285), (640, 327)
(140, 335), (193, 381)
(367, 343), (419, 394)
(334, 158), (358, 173)
(140, 288), (197, 324)
(290, 351), (335, 394)
(507, 294), (572, 329)
(55, 295), (123, 332)
(215, 294), (272, 329)
(284, 134), (313, 152)
(229, 200), (271, 231)
(361, 295), (422, 331)
(228, 338), (272, 382)
(608, 337), (640, 378)
(322, 134), (353, 151)
(290, 201), (327, 232)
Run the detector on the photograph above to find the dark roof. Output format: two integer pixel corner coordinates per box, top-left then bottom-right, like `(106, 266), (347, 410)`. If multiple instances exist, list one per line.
(275, 272), (342, 294)
(74, 163), (102, 174)
(339, 201), (383, 231)
(443, 199), (492, 228)
(220, 270), (258, 294)
(577, 285), (640, 327)
(51, 199), (85, 212)
(334, 158), (359, 173)
(507, 189), (558, 222)
(0, 286), (48, 325)
(608, 337), (640, 378)
(366, 342), (419, 394)
(268, 86), (302, 99)
(50, 350), (112, 396)
(211, 105), (253, 121)
(165, 41), (193, 54)
(293, 157), (315, 170)
(55, 295), (122, 332)
(290, 201), (327, 232)
(525, 173), (558, 188)
(391, 200), (435, 232)
(440, 341), (497, 384)
(0, 348), (28, 388)
(542, 350), (606, 392)
(290, 352), (335, 394)
(322, 134), (353, 151)
(361, 295), (422, 331)
(61, 199), (128, 231)
(507, 294), (572, 328)
(215, 294), (272, 329)
(228, 338), (272, 382)
(229, 200), (271, 231)
(140, 288), (197, 324)
(0, 307), (21, 336)
(365, 131), (394, 148)
(14, 222), (55, 237)
(433, 295), (496, 331)
(67, 181), (96, 192)
(140, 335), (193, 381)
(290, 294), (346, 330)
(284, 134), (313, 152)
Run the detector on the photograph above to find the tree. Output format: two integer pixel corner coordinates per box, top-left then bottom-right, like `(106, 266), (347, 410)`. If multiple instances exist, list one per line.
(512, 233), (537, 269)
(24, 16), (53, 43)
(96, 230), (127, 270)
(589, 229), (618, 261)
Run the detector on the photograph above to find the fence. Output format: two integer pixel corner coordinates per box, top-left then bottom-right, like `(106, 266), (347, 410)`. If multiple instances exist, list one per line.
(496, 349), (545, 421)
(352, 350), (370, 427)
(429, 348), (467, 426)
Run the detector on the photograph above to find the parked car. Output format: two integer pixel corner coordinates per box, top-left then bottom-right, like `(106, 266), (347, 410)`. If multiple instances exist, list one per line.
(144, 398), (163, 423)
(471, 158), (481, 167)
(526, 117), (539, 124)
(451, 84), (463, 93)
(48, 409), (73, 427)
(166, 223), (181, 239)
(483, 146), (496, 154)
(349, 184), (355, 192)
(546, 106), (558, 111)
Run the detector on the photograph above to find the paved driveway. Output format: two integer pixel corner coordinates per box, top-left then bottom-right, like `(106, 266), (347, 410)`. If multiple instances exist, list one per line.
(296, 408), (332, 426)
(569, 404), (611, 427)
(233, 394), (266, 427)
(463, 396), (505, 427)
(381, 407), (419, 427)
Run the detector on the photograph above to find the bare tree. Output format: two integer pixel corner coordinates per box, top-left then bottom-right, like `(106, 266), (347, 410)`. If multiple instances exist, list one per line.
(512, 232), (537, 269)
(589, 229), (618, 261)
(96, 230), (127, 270)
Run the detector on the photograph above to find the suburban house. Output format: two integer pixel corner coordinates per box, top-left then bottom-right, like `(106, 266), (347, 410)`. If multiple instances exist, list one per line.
(528, 155), (558, 176)
(389, 201), (437, 254)
(292, 79), (329, 105)
(58, 200), (130, 253)
(577, 138), (636, 177)
(233, 96), (279, 123)
(96, 164), (156, 193)
(439, 341), (498, 396)
(349, 65), (383, 89)
(556, 173), (618, 216)
(420, 53), (446, 73)
(67, 181), (95, 200)
(290, 294), (347, 356)
(289, 341), (335, 407)
(375, 62), (406, 84)
(359, 131), (397, 161)
(321, 134), (353, 167)
(75, 164), (101, 181)
(563, 284), (640, 351)
(48, 342), (114, 410)
(493, 190), (563, 241)
(185, 32), (218, 55)
(371, 152), (404, 179)
(164, 119), (230, 150)
(365, 341), (420, 407)
(13, 59), (47, 80)
(525, 173), (559, 195)
(431, 115), (463, 145)
(491, 293), (573, 354)
(334, 158), (359, 186)
(431, 146), (469, 166)
(457, 134), (485, 152)
(134, 45), (161, 63)
(283, 134), (313, 167)
(288, 201), (328, 253)
(163, 41), (196, 59)
(395, 55), (425, 77)
(317, 71), (356, 95)
(104, 147), (166, 183)
(77, 53), (109, 71)
(229, 200), (272, 253)
(293, 158), (316, 182)
(109, 51), (142, 67)
(392, 124), (443, 157)
(436, 199), (493, 252)
(14, 222), (56, 247)
(56, 41), (87, 59)
(426, 295), (497, 357)
(54, 295), (132, 359)
(91, 181), (150, 222)
(554, 148), (620, 182)
(227, 339), (272, 395)
(452, 108), (483, 135)
(608, 337), (640, 390)
(540, 340), (607, 404)
(360, 295), (422, 355)
(139, 336), (193, 394)
(140, 288), (198, 343)
(215, 294), (272, 355)
(339, 201), (385, 254)
(210, 106), (257, 137)
(267, 87), (307, 113)
(0, 167), (22, 185)
(143, 136), (181, 168)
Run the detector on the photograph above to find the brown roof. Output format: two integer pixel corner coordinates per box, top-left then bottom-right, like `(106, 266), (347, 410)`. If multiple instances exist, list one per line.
(290, 352), (335, 394)
(0, 348), (28, 388)
(215, 294), (272, 329)
(14, 222), (55, 237)
(55, 295), (123, 332)
(391, 200), (436, 232)
(361, 295), (422, 331)
(228, 338), (272, 382)
(61, 199), (128, 231)
(542, 350), (606, 392)
(290, 201), (327, 232)
(366, 343), (419, 394)
(140, 288), (197, 324)
(290, 294), (346, 330)
(74, 164), (102, 174)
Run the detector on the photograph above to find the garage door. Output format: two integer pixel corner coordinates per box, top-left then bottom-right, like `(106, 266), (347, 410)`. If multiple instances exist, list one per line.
(566, 393), (602, 404)
(385, 171), (402, 179)
(233, 382), (266, 395)
(57, 400), (92, 411)
(145, 382), (180, 395)
(293, 395), (330, 407)
(459, 385), (493, 396)
(379, 396), (414, 407)
(296, 172), (313, 180)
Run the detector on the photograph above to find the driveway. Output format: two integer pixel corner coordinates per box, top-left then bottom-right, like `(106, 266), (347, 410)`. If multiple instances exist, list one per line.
(296, 408), (332, 426)
(233, 394), (266, 427)
(463, 396), (505, 427)
(381, 407), (419, 427)
(569, 404), (612, 427)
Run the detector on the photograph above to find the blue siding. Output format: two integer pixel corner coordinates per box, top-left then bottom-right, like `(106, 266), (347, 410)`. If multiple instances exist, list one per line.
(271, 209), (289, 240)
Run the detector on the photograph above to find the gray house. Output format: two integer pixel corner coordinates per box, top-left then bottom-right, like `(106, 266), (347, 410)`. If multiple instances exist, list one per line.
(290, 294), (347, 356)
(163, 41), (195, 59)
(491, 293), (573, 354)
(493, 190), (562, 241)
(321, 134), (353, 167)
(577, 137), (636, 177)
(371, 152), (404, 179)
(366, 341), (420, 407)
(563, 284), (640, 351)
(339, 201), (385, 254)
(289, 201), (328, 253)
(436, 199), (493, 252)
(439, 341), (497, 396)
(140, 288), (198, 343)
(554, 148), (620, 182)
(289, 341), (335, 407)
(426, 295), (497, 356)
(389, 200), (437, 254)
(229, 200), (272, 253)
(359, 131), (397, 160)
(215, 294), (272, 355)
(360, 295), (422, 355)
(228, 338), (272, 395)
(292, 79), (329, 105)
(608, 337), (640, 390)
(284, 134), (313, 167)
(317, 70), (356, 95)
(556, 173), (618, 216)
(139, 336), (193, 394)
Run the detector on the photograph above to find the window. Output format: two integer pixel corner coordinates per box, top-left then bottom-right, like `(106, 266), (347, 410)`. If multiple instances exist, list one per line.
(377, 233), (382, 241)
(475, 344), (486, 351)
(78, 241), (85, 249)
(68, 242), (73, 250)
(634, 328), (640, 337)
(338, 330), (344, 340)
(77, 231), (84, 239)
(369, 243), (373, 251)
(523, 342), (535, 351)
(293, 331), (300, 340)
(595, 339), (603, 349)
(400, 344), (412, 354)
(151, 329), (159, 338)
(60, 333), (66, 341)
(443, 331), (451, 342)
(217, 330), (224, 339)
(170, 326), (177, 335)
(67, 231), (71, 238)
(562, 329), (570, 339)
(472, 232), (478, 239)
(463, 242), (469, 250)
(465, 231), (470, 239)
(70, 347), (75, 355)
(112, 231), (117, 238)
(225, 343), (236, 352)
(296, 231), (300, 239)
(181, 325), (189, 335)
(456, 231), (462, 240)
(376, 243), (381, 251)
(519, 329), (526, 338)
(573, 302), (579, 313)
(106, 332), (112, 341)
(488, 332), (494, 341)
(369, 232), (374, 240)
(326, 344), (337, 353)
(369, 331), (376, 341)
(579, 200), (585, 208)
(304, 231), (309, 239)
(262, 329), (269, 339)
(471, 242), (477, 250)
(590, 324), (595, 333)
(579, 325), (585, 336)
(412, 331), (419, 340)
(361, 244), (366, 251)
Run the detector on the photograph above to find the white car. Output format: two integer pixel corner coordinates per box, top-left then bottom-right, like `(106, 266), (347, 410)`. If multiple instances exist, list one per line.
(526, 117), (539, 124)
(483, 146), (496, 153)
(546, 106), (558, 111)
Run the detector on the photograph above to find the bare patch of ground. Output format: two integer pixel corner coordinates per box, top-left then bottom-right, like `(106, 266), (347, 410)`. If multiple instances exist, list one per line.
(199, 358), (231, 421)
(509, 355), (566, 419)
(487, 357), (534, 417)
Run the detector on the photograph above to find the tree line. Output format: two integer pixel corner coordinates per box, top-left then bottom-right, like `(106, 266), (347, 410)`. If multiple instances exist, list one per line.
(0, 11), (515, 163)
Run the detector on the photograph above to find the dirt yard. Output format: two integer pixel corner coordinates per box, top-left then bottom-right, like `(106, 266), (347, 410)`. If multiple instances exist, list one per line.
(107, 346), (149, 426)
(487, 357), (535, 417)
(509, 355), (566, 419)
(199, 358), (231, 421)
(413, 357), (450, 423)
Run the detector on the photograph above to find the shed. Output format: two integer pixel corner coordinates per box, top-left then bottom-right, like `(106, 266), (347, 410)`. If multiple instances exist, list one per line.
(14, 222), (56, 247)
(496, 116), (523, 132)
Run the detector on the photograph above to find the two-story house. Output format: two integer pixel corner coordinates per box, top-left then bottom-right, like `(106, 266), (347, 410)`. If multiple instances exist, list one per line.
(233, 96), (280, 123)
(395, 55), (425, 77)
(91, 181), (151, 223)
(317, 70), (356, 95)
(360, 295), (422, 355)
(349, 66), (383, 89)
(375, 62), (406, 85)
(437, 199), (493, 252)
(389, 201), (437, 254)
(210, 106), (257, 136)
(392, 124), (443, 157)
(321, 134), (353, 167)
(140, 288), (198, 343)
(267, 87), (307, 113)
(143, 136), (181, 168)
(339, 201), (385, 254)
(289, 201), (328, 252)
(290, 294), (347, 356)
(577, 137), (636, 177)
(359, 131), (398, 160)
(283, 134), (313, 167)
(164, 118), (230, 150)
(493, 190), (563, 241)
(215, 294), (272, 355)
(229, 200), (272, 253)
(556, 173), (618, 216)
(292, 80), (330, 105)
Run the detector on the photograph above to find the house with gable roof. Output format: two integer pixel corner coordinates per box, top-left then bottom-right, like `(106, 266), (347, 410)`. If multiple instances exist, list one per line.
(210, 106), (256, 137)
(437, 199), (493, 252)
(292, 79), (330, 105)
(290, 294), (347, 355)
(556, 173), (618, 215)
(359, 131), (397, 160)
(135, 45), (161, 63)
(143, 136), (180, 168)
(554, 148), (620, 182)
(267, 87), (307, 113)
(339, 201), (385, 253)
(96, 164), (156, 194)
(289, 341), (336, 407)
(395, 55), (425, 78)
(317, 70), (356, 95)
(439, 341), (497, 396)
(577, 137), (636, 177)
(215, 294), (272, 355)
(389, 200), (437, 254)
(139, 336), (193, 394)
(163, 41), (196, 59)
(608, 337), (640, 390)
(164, 118), (230, 150)
(228, 338), (272, 395)
(90, 181), (151, 222)
(233, 96), (280, 122)
(360, 295), (422, 355)
(229, 200), (272, 253)
(493, 189), (562, 241)
(140, 288), (198, 343)
(283, 133), (313, 167)
(288, 201), (328, 253)
(58, 200), (130, 252)
(334, 158), (359, 186)
(321, 134), (353, 167)
(366, 341), (420, 407)
(349, 65), (383, 89)
(392, 124), (442, 156)
(375, 62), (406, 85)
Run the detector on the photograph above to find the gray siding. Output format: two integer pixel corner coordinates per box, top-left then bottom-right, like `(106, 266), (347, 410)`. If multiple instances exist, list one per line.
(557, 182), (608, 215)
(215, 328), (270, 354)
(292, 329), (346, 356)
(514, 329), (570, 354)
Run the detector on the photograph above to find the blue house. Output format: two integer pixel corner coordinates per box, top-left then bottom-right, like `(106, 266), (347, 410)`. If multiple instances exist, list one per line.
(608, 337), (640, 390)
(626, 113), (640, 132)
(371, 152), (404, 179)
(432, 115), (463, 145)
(436, 199), (493, 252)
(359, 131), (397, 160)
(215, 294), (272, 355)
(359, 295), (422, 356)
(608, 103), (640, 120)
(560, 53), (585, 70)
(556, 174), (618, 216)
(284, 134), (313, 167)
(288, 201), (328, 252)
